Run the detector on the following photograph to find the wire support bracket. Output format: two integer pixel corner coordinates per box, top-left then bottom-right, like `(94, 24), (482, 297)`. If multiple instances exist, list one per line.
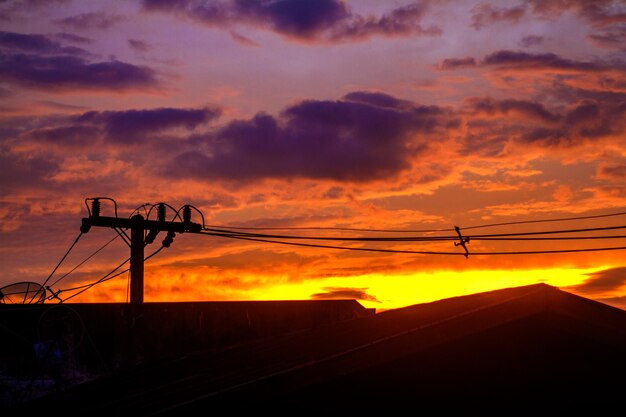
(454, 226), (470, 258)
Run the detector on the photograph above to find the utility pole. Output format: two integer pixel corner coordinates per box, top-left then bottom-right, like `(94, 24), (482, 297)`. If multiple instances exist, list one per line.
(80, 199), (202, 304)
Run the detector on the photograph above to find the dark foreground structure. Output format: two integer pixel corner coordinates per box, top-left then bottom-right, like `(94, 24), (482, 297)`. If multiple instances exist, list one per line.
(3, 283), (626, 414)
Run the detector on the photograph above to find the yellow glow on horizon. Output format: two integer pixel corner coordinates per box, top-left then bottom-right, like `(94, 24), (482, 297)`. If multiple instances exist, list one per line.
(252, 267), (605, 311)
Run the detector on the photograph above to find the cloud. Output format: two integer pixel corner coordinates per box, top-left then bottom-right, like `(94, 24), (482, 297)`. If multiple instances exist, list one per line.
(461, 95), (626, 150)
(526, 0), (626, 28)
(56, 32), (93, 44)
(465, 97), (560, 123)
(0, 31), (159, 91)
(128, 39), (151, 52)
(526, 0), (626, 50)
(519, 35), (544, 47)
(81, 107), (221, 143)
(167, 91), (451, 182)
(310, 286), (381, 303)
(470, 3), (526, 30)
(229, 30), (259, 47)
(142, 0), (441, 43)
(438, 56), (477, 70)
(0, 148), (59, 195)
(598, 164), (626, 180)
(588, 26), (626, 50)
(0, 30), (88, 55)
(568, 267), (626, 295)
(54, 12), (126, 30)
(482, 50), (603, 71)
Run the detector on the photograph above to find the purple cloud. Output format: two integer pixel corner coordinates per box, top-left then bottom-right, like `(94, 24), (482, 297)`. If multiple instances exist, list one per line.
(168, 92), (450, 182)
(568, 267), (626, 295)
(519, 35), (544, 47)
(30, 125), (101, 147)
(0, 31), (159, 91)
(466, 97), (560, 122)
(78, 107), (221, 143)
(128, 39), (151, 53)
(482, 50), (603, 71)
(0, 31), (88, 55)
(142, 0), (441, 42)
(438, 56), (477, 70)
(599, 164), (626, 179)
(54, 12), (126, 30)
(471, 3), (526, 30)
(0, 148), (59, 195)
(56, 32), (93, 44)
(310, 287), (381, 303)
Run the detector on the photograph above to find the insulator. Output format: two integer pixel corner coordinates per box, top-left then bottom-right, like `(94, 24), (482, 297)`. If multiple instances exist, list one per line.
(92, 198), (100, 218)
(183, 205), (191, 223)
(158, 203), (166, 222)
(145, 228), (158, 244)
(162, 231), (175, 248)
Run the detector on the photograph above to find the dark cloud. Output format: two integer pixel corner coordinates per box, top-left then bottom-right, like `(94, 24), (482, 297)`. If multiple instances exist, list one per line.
(568, 267), (626, 295)
(599, 164), (626, 179)
(142, 0), (441, 43)
(526, 0), (626, 50)
(519, 34), (544, 47)
(167, 92), (449, 182)
(30, 125), (101, 147)
(438, 56), (477, 70)
(0, 31), (88, 55)
(0, 32), (159, 91)
(128, 39), (151, 53)
(229, 30), (259, 47)
(310, 287), (381, 303)
(471, 3), (526, 30)
(482, 50), (603, 71)
(56, 32), (93, 44)
(0, 53), (159, 91)
(76, 107), (221, 143)
(526, 0), (626, 28)
(466, 97), (560, 123)
(461, 90), (626, 151)
(588, 26), (626, 50)
(0, 148), (59, 195)
(54, 12), (126, 30)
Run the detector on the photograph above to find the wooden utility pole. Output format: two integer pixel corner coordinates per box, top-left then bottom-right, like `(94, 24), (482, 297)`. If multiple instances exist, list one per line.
(80, 199), (202, 304)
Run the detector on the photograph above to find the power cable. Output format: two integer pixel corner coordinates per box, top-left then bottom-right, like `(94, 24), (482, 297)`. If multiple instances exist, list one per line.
(41, 232), (83, 288)
(199, 231), (626, 256)
(49, 234), (120, 287)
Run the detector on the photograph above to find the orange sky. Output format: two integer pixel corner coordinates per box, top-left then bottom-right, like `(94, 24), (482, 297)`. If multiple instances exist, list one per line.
(1, 0), (625, 310)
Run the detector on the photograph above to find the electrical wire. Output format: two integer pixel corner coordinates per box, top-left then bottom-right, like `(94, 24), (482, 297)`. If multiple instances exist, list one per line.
(199, 231), (626, 256)
(41, 232), (83, 288)
(201, 224), (626, 242)
(49, 234), (120, 287)
(203, 209), (626, 233)
(57, 243), (168, 302)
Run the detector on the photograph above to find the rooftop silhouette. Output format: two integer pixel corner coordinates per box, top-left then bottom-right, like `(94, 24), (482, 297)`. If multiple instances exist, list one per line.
(4, 283), (625, 414)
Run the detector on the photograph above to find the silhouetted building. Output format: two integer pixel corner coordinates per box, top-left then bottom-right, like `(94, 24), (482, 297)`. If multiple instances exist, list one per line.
(4, 284), (625, 414)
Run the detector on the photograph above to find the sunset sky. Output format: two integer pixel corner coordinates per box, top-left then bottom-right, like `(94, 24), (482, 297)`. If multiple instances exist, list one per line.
(1, 0), (625, 310)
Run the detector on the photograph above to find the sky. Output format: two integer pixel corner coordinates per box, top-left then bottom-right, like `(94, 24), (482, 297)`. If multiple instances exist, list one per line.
(1, 0), (625, 311)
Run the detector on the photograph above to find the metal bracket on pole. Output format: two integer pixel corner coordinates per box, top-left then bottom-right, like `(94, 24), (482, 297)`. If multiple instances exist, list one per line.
(80, 199), (202, 304)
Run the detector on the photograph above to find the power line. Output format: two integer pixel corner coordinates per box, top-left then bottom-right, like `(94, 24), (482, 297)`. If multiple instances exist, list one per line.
(203, 208), (626, 233)
(462, 209), (626, 230)
(41, 232), (83, 288)
(199, 231), (626, 256)
(57, 243), (168, 302)
(49, 234), (120, 287)
(202, 224), (626, 242)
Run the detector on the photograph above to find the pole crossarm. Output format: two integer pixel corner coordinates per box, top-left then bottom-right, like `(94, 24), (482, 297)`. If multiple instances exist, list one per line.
(79, 200), (203, 304)
(81, 216), (202, 234)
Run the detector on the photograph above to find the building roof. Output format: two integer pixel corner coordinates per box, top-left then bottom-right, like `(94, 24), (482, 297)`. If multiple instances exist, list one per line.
(7, 283), (626, 415)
